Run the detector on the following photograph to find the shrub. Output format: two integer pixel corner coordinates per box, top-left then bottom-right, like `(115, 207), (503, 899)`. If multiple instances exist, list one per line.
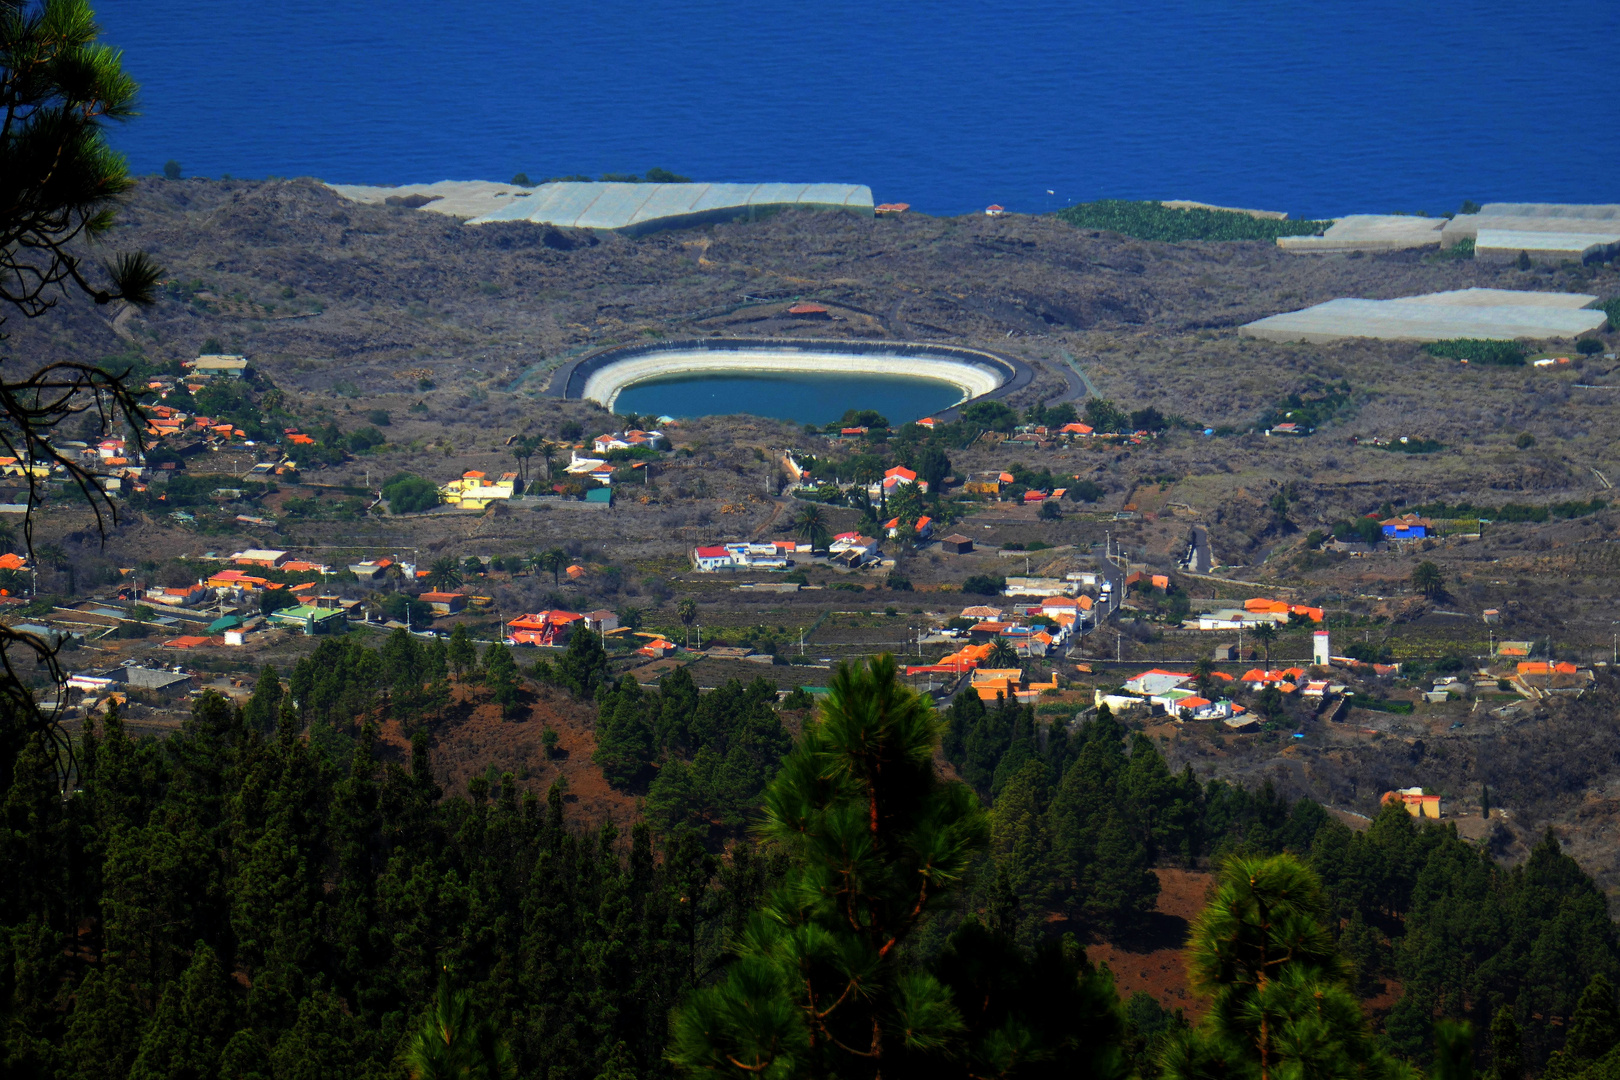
(1598, 297), (1620, 331)
(960, 400), (1017, 432)
(961, 574), (1006, 596)
(382, 472), (439, 513)
(346, 426), (386, 452)
(163, 159), (181, 180)
(1515, 432), (1536, 449)
(1129, 406), (1167, 433)
(1424, 339), (1526, 366)
(510, 172), (532, 187)
(1577, 337), (1603, 355)
(1380, 438), (1444, 454)
(1067, 480), (1104, 502)
(366, 409), (391, 426)
(1054, 200), (1331, 242)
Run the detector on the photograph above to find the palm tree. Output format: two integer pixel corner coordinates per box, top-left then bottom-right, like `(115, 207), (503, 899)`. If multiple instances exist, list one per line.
(793, 503), (832, 553)
(1192, 656), (1215, 696)
(403, 969), (516, 1080)
(1412, 561), (1444, 599)
(676, 598), (697, 646)
(510, 435), (537, 484)
(1251, 621), (1277, 666)
(986, 636), (1020, 669)
(36, 543), (72, 596)
(536, 547), (567, 586)
(539, 439), (560, 481)
(424, 556), (463, 591)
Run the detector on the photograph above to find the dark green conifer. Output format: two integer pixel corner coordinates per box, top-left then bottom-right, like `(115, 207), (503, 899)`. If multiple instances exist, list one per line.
(668, 654), (989, 1077)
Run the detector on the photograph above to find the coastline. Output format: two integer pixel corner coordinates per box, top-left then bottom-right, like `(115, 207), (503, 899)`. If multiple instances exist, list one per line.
(582, 349), (1004, 411)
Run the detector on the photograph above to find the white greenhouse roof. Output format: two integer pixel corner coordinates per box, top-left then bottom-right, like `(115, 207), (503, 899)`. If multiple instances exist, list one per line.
(467, 181), (873, 232)
(1241, 288), (1605, 343)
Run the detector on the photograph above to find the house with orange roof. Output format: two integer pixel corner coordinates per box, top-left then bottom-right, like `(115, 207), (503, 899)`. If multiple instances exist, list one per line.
(421, 591), (467, 615)
(206, 568), (268, 591)
(1382, 787), (1441, 819)
(506, 610), (583, 647)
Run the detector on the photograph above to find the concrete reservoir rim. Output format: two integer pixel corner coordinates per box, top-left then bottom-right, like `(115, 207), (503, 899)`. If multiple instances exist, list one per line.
(582, 348), (1006, 412)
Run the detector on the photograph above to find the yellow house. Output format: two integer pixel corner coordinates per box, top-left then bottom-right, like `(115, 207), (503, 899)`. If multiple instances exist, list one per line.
(0, 457), (51, 478)
(439, 471), (515, 510)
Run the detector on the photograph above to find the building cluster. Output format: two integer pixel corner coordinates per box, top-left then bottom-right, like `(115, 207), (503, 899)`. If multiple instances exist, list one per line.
(1193, 597), (1325, 631)
(505, 607), (676, 657)
(691, 540), (804, 572)
(1094, 668), (1252, 728)
(439, 471), (520, 509)
(961, 471), (1069, 502)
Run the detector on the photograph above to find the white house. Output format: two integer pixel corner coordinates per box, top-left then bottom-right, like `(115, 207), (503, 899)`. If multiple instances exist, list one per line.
(1004, 576), (1076, 598)
(691, 545), (734, 571)
(829, 533), (881, 563)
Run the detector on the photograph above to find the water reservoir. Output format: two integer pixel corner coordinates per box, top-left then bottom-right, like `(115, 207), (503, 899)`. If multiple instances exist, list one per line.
(549, 339), (1029, 424)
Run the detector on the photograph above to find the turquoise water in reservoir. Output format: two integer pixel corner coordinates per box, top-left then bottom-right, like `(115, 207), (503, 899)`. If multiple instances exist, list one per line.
(611, 372), (965, 426)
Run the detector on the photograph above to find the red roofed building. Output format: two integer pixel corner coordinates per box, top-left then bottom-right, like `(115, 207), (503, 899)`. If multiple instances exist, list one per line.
(420, 592), (467, 614)
(506, 610), (583, 647)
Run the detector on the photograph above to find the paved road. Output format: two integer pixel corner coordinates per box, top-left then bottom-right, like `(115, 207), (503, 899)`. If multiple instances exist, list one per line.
(1188, 524), (1212, 574)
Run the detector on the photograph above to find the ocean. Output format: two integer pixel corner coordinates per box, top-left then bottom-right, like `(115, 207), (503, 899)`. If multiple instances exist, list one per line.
(96, 0), (1617, 220)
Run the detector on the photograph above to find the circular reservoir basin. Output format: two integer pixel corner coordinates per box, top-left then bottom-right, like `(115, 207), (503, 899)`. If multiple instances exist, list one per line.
(570, 343), (1020, 424)
(611, 370), (967, 425)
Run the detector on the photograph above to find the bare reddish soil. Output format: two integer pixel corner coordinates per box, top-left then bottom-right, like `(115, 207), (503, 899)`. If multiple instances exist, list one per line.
(374, 682), (642, 829)
(1087, 868), (1212, 1016)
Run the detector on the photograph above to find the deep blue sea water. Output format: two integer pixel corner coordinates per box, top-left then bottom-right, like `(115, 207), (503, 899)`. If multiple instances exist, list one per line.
(612, 372), (963, 426)
(96, 1), (1618, 219)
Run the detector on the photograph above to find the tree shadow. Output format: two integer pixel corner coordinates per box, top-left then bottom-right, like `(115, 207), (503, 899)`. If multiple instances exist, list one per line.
(1105, 910), (1191, 955)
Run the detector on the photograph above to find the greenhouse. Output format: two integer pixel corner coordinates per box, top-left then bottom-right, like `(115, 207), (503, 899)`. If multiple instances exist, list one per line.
(467, 181), (873, 234)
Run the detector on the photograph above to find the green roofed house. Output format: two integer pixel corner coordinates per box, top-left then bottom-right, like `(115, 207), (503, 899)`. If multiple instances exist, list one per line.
(207, 615), (243, 634)
(268, 604), (348, 635)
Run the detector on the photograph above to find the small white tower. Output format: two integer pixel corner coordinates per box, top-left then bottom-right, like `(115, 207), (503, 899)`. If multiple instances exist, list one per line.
(1313, 630), (1331, 667)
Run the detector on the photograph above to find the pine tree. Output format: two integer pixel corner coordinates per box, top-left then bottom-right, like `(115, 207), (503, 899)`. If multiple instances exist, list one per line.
(483, 641), (523, 719)
(447, 624), (476, 682)
(403, 969), (517, 1080)
(242, 664), (283, 733)
(1490, 1006), (1523, 1080)
(424, 638), (452, 718)
(553, 626), (609, 698)
(1163, 854), (1400, 1080)
(668, 654), (989, 1078)
(62, 965), (146, 1080)
(129, 942), (236, 1080)
(1566, 974), (1620, 1061)
(593, 676), (656, 788)
(990, 757), (1054, 942)
(1084, 806), (1158, 933)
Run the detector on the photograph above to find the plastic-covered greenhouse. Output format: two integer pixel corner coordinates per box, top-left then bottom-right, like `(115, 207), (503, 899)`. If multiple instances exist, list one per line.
(468, 181), (872, 234)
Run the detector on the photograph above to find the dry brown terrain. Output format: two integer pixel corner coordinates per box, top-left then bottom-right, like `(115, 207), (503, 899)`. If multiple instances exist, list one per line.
(11, 177), (1620, 906)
